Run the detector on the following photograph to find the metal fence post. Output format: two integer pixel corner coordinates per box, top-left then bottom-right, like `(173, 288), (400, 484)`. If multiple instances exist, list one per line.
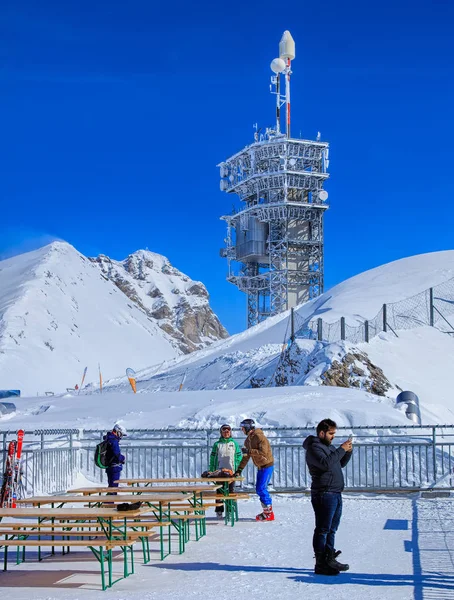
(69, 431), (74, 476)
(364, 320), (369, 343)
(340, 317), (345, 341)
(317, 318), (323, 341)
(383, 304), (387, 332)
(40, 432), (44, 487)
(432, 426), (437, 482)
(429, 288), (434, 326)
(206, 430), (211, 466)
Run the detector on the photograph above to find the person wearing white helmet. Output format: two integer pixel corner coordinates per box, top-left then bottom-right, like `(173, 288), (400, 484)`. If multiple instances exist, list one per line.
(104, 423), (127, 491)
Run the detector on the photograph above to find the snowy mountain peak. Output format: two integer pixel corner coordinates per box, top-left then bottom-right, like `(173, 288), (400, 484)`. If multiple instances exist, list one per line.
(0, 242), (228, 396)
(91, 249), (227, 352)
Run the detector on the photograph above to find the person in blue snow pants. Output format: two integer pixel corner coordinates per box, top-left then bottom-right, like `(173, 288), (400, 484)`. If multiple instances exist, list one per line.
(107, 465), (123, 489)
(235, 418), (275, 521)
(256, 465), (274, 507)
(104, 424), (127, 494)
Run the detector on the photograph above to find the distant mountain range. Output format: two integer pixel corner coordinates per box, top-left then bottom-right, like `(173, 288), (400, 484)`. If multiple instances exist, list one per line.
(0, 242), (228, 395)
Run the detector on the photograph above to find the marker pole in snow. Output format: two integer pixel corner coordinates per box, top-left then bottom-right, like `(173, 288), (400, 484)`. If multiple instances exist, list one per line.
(79, 367), (88, 395)
(178, 370), (187, 392)
(99, 363), (103, 394)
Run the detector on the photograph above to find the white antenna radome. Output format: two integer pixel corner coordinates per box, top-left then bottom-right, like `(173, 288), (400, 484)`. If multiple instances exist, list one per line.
(270, 58), (286, 74)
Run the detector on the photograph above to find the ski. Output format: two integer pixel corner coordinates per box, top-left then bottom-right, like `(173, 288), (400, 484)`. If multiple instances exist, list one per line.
(0, 441), (16, 508)
(11, 429), (24, 508)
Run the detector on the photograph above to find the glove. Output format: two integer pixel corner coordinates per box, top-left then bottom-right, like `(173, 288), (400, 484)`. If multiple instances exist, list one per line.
(241, 446), (248, 455)
(234, 470), (242, 477)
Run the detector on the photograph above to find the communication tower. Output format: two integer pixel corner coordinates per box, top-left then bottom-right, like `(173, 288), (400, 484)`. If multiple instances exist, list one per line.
(219, 31), (330, 328)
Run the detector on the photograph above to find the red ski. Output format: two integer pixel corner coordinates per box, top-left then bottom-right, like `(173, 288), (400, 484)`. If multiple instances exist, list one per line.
(11, 430), (24, 508)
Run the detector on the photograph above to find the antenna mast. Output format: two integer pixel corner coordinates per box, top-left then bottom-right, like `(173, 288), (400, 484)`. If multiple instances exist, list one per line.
(279, 31), (295, 138)
(270, 31), (295, 137)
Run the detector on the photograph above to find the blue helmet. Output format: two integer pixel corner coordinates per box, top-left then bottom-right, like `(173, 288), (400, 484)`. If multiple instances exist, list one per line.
(240, 418), (255, 433)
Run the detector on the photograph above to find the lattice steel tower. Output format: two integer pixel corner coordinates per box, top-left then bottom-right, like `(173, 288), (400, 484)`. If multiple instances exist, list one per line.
(219, 31), (330, 328)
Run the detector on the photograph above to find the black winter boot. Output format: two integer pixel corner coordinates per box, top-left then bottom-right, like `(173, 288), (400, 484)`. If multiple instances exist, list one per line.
(314, 552), (340, 576)
(326, 549), (349, 571)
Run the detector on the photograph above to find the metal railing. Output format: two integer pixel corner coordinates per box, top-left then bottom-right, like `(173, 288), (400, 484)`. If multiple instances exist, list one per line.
(1, 426), (454, 496)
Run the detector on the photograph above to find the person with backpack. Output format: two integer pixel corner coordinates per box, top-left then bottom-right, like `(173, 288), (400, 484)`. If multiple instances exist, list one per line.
(234, 418), (275, 522)
(104, 424), (127, 490)
(209, 424), (243, 518)
(303, 418), (353, 576)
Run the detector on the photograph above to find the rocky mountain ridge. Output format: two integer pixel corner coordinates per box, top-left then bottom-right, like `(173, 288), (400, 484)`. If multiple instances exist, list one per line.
(90, 250), (228, 354)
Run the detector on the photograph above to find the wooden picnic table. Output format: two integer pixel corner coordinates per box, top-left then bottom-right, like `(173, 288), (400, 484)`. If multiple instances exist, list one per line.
(114, 478), (246, 526)
(0, 505), (154, 590)
(15, 494), (211, 551)
(0, 492), (210, 576)
(68, 485), (222, 495)
(114, 477), (247, 526)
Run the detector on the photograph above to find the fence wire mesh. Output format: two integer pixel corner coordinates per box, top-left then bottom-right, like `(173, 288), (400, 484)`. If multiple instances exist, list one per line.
(295, 277), (454, 344)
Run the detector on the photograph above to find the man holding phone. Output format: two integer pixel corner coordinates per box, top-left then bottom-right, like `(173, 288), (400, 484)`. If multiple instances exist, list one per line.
(303, 419), (353, 576)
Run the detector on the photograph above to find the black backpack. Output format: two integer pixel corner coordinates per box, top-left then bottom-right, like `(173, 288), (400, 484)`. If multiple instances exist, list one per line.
(94, 440), (111, 469)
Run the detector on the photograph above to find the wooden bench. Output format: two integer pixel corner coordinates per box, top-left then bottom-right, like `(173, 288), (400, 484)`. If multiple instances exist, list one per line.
(0, 539), (134, 548)
(0, 537), (135, 590)
(0, 521), (162, 530)
(1, 517), (179, 566)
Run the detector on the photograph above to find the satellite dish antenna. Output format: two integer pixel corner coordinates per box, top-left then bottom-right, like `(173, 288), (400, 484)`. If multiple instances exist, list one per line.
(319, 190), (329, 202)
(270, 58), (286, 74)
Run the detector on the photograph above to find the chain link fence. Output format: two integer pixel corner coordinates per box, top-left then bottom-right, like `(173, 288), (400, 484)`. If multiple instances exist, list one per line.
(295, 277), (454, 344)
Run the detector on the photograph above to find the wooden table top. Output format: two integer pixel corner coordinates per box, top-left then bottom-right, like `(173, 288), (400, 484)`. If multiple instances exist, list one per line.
(117, 477), (244, 484)
(16, 494), (195, 506)
(67, 485), (222, 495)
(0, 507), (147, 519)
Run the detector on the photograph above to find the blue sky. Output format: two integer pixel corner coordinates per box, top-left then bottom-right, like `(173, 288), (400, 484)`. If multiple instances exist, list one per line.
(2, 0), (454, 334)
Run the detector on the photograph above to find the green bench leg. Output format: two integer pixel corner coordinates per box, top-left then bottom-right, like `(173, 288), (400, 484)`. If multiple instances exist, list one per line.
(100, 548), (106, 591)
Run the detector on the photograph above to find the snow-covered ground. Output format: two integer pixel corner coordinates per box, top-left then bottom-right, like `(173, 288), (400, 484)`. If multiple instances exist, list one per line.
(0, 386), (412, 432)
(2, 494), (453, 600)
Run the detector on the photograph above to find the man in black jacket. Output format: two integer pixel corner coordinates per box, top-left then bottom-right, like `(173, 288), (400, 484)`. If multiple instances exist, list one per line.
(303, 419), (352, 576)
